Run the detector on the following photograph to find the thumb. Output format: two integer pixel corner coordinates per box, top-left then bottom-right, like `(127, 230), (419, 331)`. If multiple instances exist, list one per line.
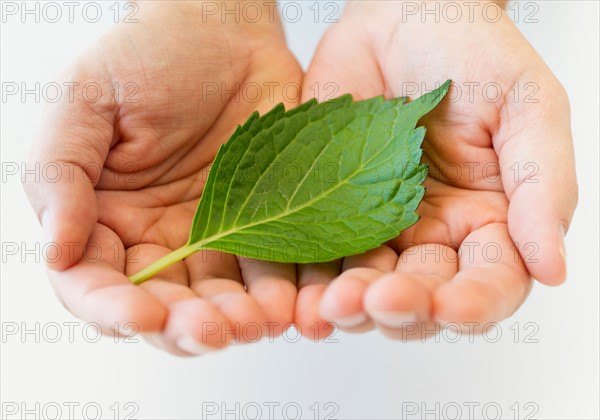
(496, 76), (577, 286)
(24, 71), (116, 271)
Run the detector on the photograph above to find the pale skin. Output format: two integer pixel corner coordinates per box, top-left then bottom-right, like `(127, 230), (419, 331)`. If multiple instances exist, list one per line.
(297, 1), (577, 339)
(24, 1), (577, 354)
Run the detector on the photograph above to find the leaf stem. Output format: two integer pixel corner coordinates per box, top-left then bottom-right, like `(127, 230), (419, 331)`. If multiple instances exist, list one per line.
(128, 244), (197, 285)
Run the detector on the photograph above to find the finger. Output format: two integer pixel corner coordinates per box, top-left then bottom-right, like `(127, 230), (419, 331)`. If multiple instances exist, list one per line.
(186, 251), (268, 344)
(50, 224), (167, 334)
(295, 261), (341, 340)
(24, 72), (115, 271)
(125, 244), (195, 355)
(163, 298), (231, 356)
(396, 244), (458, 291)
(365, 245), (457, 324)
(433, 223), (532, 326)
(496, 72), (577, 285)
(319, 268), (381, 332)
(125, 246), (237, 355)
(318, 247), (397, 332)
(126, 244), (191, 292)
(363, 244), (457, 340)
(342, 245), (398, 272)
(238, 258), (297, 337)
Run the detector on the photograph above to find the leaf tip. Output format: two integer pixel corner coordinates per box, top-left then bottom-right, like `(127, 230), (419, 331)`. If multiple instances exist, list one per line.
(439, 79), (452, 97)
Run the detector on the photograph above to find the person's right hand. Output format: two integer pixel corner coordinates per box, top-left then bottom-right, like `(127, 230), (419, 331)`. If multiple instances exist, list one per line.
(24, 1), (303, 355)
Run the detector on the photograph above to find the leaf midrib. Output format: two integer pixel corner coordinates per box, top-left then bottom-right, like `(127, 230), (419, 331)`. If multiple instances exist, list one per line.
(191, 127), (417, 253)
(230, 110), (334, 227)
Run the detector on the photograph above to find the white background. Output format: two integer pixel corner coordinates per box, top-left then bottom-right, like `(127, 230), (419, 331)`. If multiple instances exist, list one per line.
(1, 1), (598, 419)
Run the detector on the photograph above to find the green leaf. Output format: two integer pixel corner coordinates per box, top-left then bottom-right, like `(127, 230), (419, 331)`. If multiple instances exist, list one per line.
(129, 80), (451, 284)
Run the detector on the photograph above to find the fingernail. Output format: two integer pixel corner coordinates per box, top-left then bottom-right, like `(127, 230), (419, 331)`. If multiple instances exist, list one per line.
(371, 311), (417, 328)
(334, 312), (367, 328)
(558, 224), (567, 283)
(41, 210), (52, 244)
(41, 211), (60, 266)
(141, 333), (167, 351)
(118, 325), (138, 337)
(176, 335), (217, 355)
(558, 224), (567, 262)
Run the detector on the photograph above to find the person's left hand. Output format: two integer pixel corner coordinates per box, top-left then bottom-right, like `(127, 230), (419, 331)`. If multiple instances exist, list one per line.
(293, 1), (578, 339)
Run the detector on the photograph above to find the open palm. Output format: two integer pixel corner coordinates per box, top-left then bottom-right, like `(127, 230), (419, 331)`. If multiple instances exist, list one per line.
(296, 2), (577, 338)
(25, 3), (303, 354)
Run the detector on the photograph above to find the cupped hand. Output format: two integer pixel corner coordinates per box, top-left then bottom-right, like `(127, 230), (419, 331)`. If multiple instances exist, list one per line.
(296, 1), (578, 339)
(24, 2), (303, 354)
